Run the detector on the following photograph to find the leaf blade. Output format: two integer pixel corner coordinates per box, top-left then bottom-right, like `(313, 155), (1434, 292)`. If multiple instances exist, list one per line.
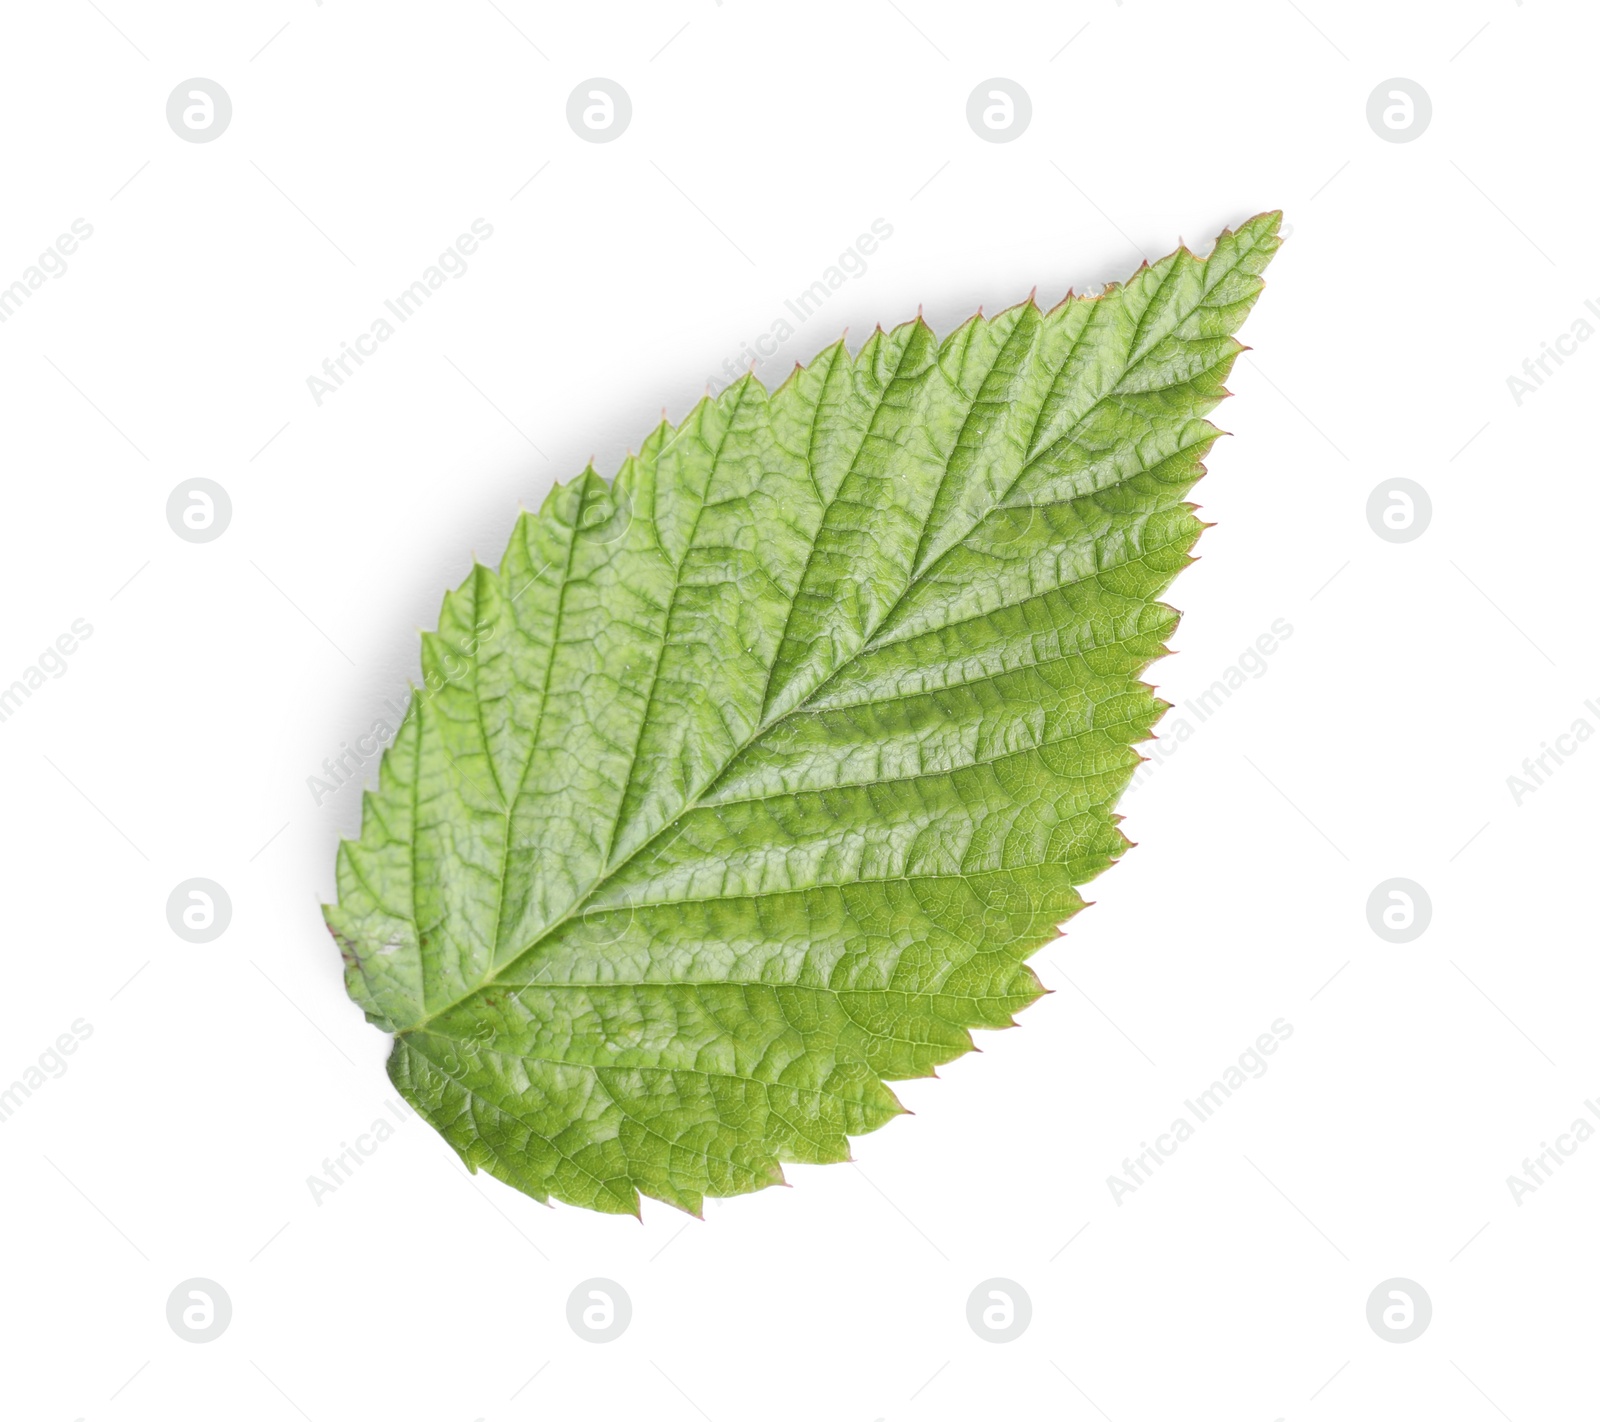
(329, 213), (1283, 1214)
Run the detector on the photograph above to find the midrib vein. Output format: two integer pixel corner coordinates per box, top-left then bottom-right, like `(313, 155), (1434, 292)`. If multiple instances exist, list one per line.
(392, 240), (1260, 1036)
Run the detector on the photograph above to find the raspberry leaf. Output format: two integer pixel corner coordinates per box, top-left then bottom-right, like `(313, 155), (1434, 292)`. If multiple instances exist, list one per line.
(326, 213), (1282, 1215)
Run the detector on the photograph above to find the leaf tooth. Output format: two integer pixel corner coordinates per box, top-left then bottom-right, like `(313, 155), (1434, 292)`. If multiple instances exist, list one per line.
(770, 360), (806, 398)
(645, 1182), (703, 1219)
(1044, 286), (1076, 316)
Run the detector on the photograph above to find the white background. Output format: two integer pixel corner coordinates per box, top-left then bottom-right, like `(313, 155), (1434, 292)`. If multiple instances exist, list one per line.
(1, 1), (1594, 1418)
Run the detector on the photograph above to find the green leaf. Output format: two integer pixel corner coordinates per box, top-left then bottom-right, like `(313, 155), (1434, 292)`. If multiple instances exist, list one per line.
(326, 213), (1282, 1216)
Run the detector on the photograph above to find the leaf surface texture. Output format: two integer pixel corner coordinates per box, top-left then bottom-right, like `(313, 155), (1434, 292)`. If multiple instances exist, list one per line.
(327, 213), (1282, 1214)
